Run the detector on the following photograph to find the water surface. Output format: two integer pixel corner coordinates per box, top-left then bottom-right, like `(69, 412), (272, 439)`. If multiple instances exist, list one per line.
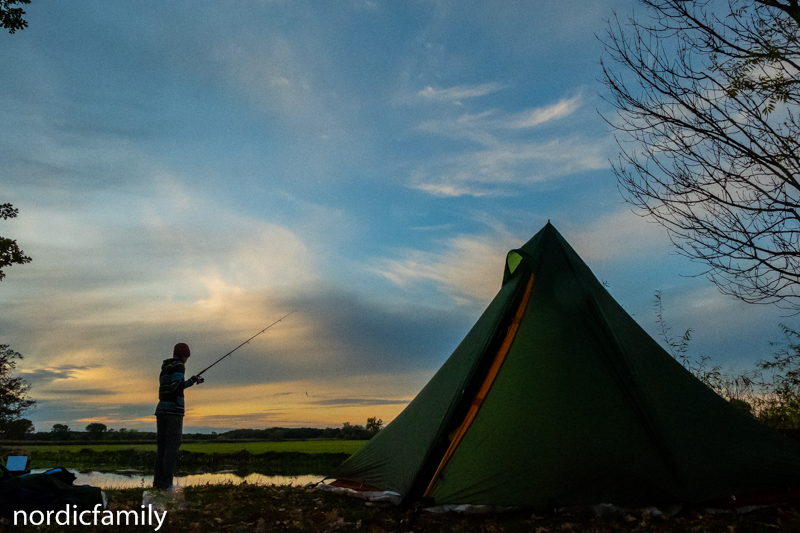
(32, 469), (323, 489)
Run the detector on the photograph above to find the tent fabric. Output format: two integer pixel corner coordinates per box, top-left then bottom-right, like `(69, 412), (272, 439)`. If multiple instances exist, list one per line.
(330, 269), (530, 496)
(328, 222), (800, 508)
(422, 275), (535, 498)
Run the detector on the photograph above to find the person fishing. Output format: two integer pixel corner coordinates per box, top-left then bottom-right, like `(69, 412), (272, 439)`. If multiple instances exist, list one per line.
(153, 342), (204, 490)
(151, 312), (295, 490)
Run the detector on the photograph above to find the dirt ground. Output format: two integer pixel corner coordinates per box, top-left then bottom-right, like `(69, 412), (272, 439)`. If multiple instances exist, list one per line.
(2, 483), (800, 532)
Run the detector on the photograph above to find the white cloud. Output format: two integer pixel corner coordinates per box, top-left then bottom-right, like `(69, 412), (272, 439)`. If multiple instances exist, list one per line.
(373, 225), (520, 305)
(417, 82), (507, 103)
(640, 281), (789, 371)
(411, 180), (493, 198)
(212, 32), (352, 155)
(410, 92), (610, 196)
(409, 137), (609, 197)
(3, 171), (317, 337)
(417, 95), (583, 143)
(418, 111), (499, 144)
(154, 171), (193, 211)
(506, 94), (583, 129)
(565, 209), (671, 263)
(218, 36), (317, 119)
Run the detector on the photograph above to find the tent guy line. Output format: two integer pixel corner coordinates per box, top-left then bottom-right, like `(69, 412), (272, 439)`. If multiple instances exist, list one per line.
(196, 310), (297, 378)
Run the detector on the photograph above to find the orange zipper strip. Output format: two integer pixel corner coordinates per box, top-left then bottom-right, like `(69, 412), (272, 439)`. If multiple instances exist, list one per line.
(423, 274), (535, 498)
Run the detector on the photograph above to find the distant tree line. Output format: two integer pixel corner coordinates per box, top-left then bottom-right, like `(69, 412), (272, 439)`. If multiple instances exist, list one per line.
(2, 418), (384, 442)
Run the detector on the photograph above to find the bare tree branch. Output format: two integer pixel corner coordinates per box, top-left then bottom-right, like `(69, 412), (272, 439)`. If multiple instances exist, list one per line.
(601, 0), (800, 310)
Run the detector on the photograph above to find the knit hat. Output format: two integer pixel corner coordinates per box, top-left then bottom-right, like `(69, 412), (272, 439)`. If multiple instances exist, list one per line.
(173, 343), (191, 359)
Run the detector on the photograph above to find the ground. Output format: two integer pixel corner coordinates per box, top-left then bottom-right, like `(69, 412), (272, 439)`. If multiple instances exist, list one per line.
(2, 483), (800, 532)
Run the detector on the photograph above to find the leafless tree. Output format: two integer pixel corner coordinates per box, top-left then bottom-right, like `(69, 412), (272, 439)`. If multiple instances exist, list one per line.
(602, 0), (800, 310)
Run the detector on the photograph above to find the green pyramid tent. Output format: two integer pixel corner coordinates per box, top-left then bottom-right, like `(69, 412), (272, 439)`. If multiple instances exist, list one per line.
(328, 222), (800, 508)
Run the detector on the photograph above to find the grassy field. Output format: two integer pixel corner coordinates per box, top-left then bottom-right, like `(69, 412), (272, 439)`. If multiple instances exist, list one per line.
(5, 440), (367, 456)
(1, 440), (365, 475)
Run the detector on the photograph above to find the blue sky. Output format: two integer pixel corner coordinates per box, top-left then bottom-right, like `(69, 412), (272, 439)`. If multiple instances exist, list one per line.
(0, 0), (792, 432)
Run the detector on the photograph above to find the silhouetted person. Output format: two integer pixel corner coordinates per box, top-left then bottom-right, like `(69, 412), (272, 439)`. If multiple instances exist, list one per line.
(153, 342), (204, 490)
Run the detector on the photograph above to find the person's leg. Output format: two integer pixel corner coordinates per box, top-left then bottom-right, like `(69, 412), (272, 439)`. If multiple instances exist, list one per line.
(162, 415), (183, 488)
(153, 415), (168, 489)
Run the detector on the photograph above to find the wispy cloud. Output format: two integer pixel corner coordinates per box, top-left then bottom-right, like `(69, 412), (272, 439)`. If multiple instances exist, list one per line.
(417, 82), (507, 103)
(410, 93), (610, 196)
(418, 94), (583, 142)
(19, 365), (93, 385)
(180, 373), (429, 428)
(410, 182), (492, 198)
(565, 210), (671, 263)
(373, 224), (520, 305)
(45, 388), (116, 396)
(506, 94), (583, 129)
(409, 137), (609, 197)
(219, 36), (319, 120)
(309, 398), (409, 406)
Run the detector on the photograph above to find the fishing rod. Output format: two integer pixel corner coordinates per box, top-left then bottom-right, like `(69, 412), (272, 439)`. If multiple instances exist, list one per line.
(196, 310), (297, 377)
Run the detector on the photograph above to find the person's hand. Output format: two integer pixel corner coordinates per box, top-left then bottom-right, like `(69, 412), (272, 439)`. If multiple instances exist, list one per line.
(192, 375), (205, 385)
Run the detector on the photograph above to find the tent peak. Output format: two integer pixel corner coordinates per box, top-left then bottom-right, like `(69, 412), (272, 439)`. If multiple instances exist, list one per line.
(503, 222), (565, 284)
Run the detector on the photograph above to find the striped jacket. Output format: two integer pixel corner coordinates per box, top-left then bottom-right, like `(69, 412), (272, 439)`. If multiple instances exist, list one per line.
(154, 358), (197, 416)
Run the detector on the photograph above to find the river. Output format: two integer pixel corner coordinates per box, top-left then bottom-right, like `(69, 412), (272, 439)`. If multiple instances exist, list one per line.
(31, 469), (324, 489)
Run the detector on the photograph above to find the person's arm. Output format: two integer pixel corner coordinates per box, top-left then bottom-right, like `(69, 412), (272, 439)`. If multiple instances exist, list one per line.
(168, 363), (203, 393)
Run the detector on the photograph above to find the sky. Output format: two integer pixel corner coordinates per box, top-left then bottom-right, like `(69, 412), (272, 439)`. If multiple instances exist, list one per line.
(0, 0), (794, 433)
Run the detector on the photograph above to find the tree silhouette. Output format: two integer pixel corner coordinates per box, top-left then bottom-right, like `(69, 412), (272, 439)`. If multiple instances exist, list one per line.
(0, 0), (30, 34)
(602, 0), (800, 310)
(0, 345), (35, 435)
(0, 204), (31, 281)
(85, 422), (108, 439)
